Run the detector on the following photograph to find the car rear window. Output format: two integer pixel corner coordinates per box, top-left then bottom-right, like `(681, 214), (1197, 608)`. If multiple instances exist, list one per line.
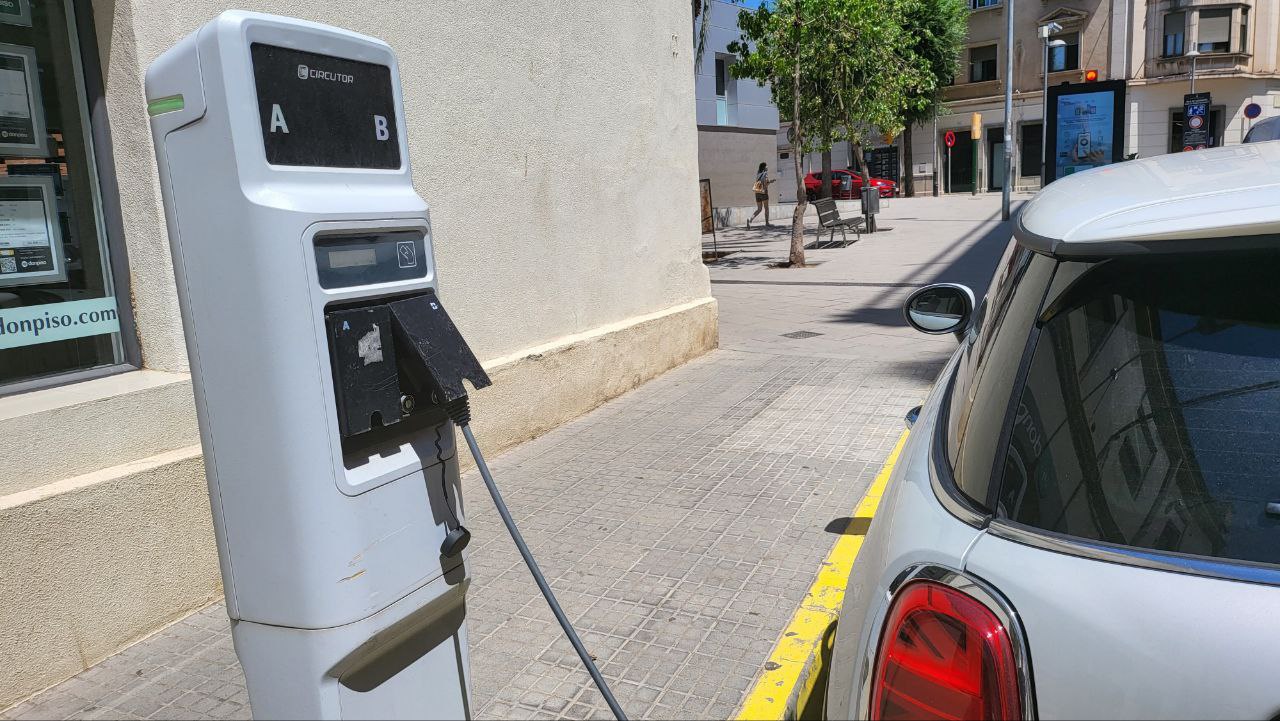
(997, 254), (1280, 566)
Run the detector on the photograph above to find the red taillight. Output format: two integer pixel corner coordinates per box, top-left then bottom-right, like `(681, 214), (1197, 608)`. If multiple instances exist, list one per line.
(870, 581), (1022, 721)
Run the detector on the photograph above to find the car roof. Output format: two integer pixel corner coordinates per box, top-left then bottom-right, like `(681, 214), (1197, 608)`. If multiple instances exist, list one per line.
(1244, 116), (1280, 143)
(1015, 140), (1280, 257)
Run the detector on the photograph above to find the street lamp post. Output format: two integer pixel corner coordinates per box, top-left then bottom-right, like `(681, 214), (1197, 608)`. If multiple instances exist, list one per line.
(932, 115), (940, 197)
(1038, 22), (1064, 189)
(1186, 49), (1201, 94)
(1001, 0), (1014, 220)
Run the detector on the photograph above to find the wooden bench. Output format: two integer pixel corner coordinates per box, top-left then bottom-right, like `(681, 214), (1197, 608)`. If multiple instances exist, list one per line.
(813, 197), (864, 244)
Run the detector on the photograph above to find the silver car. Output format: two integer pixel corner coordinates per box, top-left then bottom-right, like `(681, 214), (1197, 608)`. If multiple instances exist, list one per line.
(826, 142), (1280, 720)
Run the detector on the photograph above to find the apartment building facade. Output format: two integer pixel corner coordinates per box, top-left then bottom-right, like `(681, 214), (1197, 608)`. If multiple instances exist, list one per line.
(694, 0), (781, 207)
(911, 0), (1280, 194)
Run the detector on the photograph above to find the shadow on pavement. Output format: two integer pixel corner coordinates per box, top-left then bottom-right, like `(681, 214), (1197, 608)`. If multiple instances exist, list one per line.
(824, 516), (872, 536)
(842, 202), (1024, 327)
(825, 305), (904, 327)
(797, 620), (839, 720)
(706, 255), (784, 270)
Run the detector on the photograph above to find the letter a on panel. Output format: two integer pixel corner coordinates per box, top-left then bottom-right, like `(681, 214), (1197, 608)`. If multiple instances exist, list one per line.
(271, 104), (290, 133)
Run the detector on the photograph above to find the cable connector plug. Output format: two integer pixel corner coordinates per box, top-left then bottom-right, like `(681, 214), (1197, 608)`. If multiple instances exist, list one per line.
(445, 395), (471, 427)
(439, 394), (472, 559)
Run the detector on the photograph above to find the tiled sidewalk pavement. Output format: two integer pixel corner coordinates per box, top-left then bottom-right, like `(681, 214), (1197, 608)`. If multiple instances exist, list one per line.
(3, 194), (1009, 721)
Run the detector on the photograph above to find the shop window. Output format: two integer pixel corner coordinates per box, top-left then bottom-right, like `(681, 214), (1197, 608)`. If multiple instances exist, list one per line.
(969, 45), (997, 83)
(1169, 106), (1225, 152)
(1048, 32), (1079, 72)
(1197, 9), (1231, 54)
(1020, 123), (1043, 177)
(1163, 12), (1185, 57)
(0, 1), (131, 393)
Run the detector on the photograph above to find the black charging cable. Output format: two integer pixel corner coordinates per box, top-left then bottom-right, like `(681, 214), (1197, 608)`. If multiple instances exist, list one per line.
(444, 396), (628, 721)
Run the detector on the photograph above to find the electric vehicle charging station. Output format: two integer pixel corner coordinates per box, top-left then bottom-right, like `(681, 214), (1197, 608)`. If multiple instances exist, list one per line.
(146, 12), (490, 719)
(148, 11), (628, 720)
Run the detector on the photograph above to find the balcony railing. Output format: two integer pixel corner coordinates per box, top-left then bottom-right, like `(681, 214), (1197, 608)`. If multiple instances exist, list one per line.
(1146, 51), (1251, 80)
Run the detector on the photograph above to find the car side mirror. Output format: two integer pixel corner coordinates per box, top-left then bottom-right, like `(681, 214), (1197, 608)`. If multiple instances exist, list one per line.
(903, 283), (975, 336)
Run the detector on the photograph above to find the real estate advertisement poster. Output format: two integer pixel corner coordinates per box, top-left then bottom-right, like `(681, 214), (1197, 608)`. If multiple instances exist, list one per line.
(0, 0), (32, 27)
(1044, 80), (1127, 185)
(0, 175), (65, 287)
(0, 42), (47, 157)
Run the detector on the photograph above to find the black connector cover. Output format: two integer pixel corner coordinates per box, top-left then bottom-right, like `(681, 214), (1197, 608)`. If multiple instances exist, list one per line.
(326, 305), (403, 437)
(388, 289), (492, 404)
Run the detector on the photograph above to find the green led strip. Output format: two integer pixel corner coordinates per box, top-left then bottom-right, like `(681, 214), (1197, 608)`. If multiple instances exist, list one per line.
(146, 94), (185, 116)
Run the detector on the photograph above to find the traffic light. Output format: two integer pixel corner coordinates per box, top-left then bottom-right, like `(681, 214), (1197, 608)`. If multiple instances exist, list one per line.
(1084, 69), (1099, 82)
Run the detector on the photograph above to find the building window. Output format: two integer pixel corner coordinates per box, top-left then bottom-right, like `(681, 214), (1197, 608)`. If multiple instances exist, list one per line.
(1197, 8), (1231, 53)
(1048, 32), (1080, 72)
(1020, 123), (1043, 177)
(714, 55), (734, 125)
(970, 0), (1000, 8)
(1240, 8), (1249, 53)
(0, 1), (131, 393)
(969, 45), (998, 82)
(1169, 106), (1225, 152)
(1163, 12), (1185, 57)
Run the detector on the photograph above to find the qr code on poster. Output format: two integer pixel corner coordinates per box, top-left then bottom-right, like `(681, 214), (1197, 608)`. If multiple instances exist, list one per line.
(0, 257), (16, 274)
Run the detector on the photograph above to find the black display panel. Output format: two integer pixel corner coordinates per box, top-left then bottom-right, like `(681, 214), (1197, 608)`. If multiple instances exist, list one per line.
(314, 232), (427, 289)
(1043, 79), (1127, 185)
(250, 44), (400, 169)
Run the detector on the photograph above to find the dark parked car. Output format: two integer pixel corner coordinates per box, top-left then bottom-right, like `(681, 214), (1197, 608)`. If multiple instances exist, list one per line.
(1244, 116), (1280, 143)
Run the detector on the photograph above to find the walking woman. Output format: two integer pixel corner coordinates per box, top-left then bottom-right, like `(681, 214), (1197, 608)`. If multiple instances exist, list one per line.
(747, 162), (775, 228)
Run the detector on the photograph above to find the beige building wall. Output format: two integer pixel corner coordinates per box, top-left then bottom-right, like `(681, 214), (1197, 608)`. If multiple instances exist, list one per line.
(697, 126), (778, 208)
(922, 0), (1116, 192)
(1, 0), (716, 706)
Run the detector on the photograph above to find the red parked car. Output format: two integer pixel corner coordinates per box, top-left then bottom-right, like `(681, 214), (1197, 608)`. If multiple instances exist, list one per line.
(803, 169), (897, 200)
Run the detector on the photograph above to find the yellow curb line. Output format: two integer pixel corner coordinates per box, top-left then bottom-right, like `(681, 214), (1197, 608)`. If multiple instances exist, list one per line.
(735, 430), (910, 721)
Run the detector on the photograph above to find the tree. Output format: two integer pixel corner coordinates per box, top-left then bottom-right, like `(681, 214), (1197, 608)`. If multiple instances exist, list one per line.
(729, 0), (816, 266)
(894, 0), (967, 197)
(732, 0), (920, 263)
(693, 0), (713, 68)
(693, 0), (743, 69)
(820, 0), (931, 205)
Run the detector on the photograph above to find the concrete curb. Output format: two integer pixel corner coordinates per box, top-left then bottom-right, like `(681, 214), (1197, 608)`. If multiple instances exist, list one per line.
(734, 431), (909, 721)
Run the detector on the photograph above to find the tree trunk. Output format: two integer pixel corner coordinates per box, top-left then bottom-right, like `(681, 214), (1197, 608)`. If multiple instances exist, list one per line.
(852, 142), (871, 185)
(820, 150), (833, 200)
(789, 47), (806, 266)
(903, 127), (915, 198)
(851, 142), (876, 233)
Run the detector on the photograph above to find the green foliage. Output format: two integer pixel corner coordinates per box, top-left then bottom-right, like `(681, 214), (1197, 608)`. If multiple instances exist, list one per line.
(694, 0), (743, 70)
(726, 0), (966, 146)
(728, 0), (937, 153)
(896, 0), (968, 126)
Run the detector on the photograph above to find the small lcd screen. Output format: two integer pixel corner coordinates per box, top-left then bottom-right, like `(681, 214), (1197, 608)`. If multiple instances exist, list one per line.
(314, 231), (427, 289)
(329, 248), (378, 269)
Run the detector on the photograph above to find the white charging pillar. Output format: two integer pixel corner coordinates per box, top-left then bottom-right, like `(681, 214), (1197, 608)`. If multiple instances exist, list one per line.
(146, 12), (471, 719)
